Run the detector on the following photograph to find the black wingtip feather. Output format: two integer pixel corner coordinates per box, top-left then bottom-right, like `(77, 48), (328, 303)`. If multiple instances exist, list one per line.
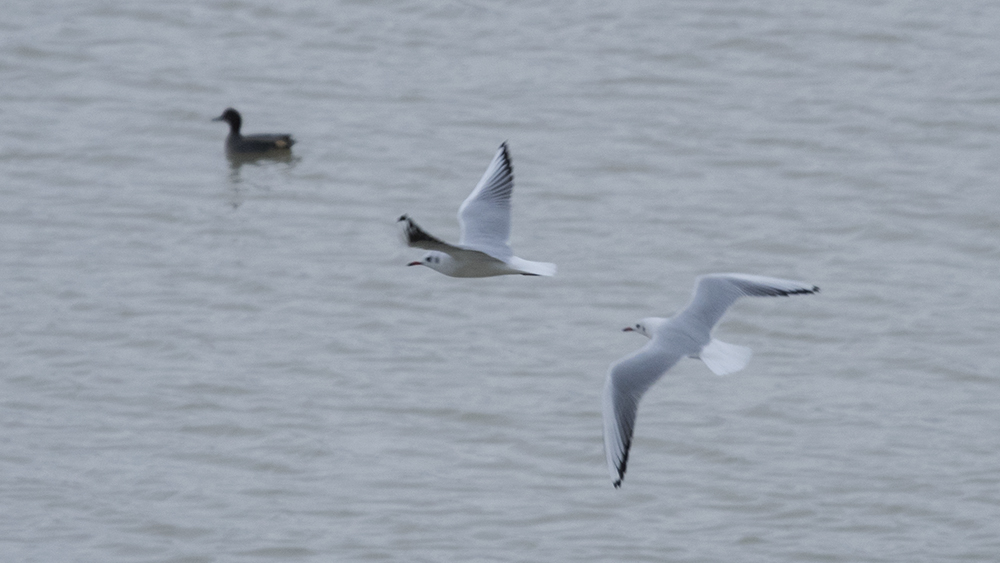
(499, 143), (512, 171)
(613, 438), (632, 488)
(772, 285), (819, 297)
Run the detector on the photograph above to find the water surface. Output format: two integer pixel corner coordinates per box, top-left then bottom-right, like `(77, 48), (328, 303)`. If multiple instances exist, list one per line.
(2, 1), (1000, 561)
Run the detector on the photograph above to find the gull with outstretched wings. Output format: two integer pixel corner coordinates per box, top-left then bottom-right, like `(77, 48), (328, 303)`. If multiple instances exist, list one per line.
(603, 273), (818, 488)
(398, 142), (556, 278)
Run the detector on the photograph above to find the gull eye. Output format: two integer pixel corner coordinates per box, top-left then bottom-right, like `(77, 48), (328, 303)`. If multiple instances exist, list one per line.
(636, 324), (641, 330)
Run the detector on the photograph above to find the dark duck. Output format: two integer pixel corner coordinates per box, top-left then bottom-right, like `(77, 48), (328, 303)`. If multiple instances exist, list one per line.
(213, 108), (295, 155)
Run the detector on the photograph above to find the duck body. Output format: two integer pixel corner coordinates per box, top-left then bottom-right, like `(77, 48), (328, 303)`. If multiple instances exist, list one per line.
(213, 108), (295, 155)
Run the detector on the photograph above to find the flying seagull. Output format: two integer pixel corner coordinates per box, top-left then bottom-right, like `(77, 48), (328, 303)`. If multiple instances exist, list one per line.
(603, 273), (818, 488)
(398, 142), (556, 277)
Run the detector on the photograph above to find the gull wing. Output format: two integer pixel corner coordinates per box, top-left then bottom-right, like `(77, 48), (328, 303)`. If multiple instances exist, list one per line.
(602, 344), (684, 488)
(676, 273), (819, 334)
(397, 215), (465, 255)
(457, 143), (514, 260)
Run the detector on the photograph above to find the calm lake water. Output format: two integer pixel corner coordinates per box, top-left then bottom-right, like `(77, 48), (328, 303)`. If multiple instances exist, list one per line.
(2, 1), (1000, 561)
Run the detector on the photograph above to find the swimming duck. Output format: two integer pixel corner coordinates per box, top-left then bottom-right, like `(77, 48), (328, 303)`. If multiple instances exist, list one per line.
(212, 108), (295, 154)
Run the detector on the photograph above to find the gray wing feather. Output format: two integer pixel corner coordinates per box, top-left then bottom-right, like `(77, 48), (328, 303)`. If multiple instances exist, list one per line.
(457, 143), (514, 259)
(677, 273), (819, 334)
(603, 344), (683, 488)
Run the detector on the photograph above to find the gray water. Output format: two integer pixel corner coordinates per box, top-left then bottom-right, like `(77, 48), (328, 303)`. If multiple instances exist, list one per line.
(2, 1), (1000, 561)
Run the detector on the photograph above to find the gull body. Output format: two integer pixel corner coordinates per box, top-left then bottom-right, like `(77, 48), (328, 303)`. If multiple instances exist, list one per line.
(398, 142), (556, 278)
(603, 273), (818, 488)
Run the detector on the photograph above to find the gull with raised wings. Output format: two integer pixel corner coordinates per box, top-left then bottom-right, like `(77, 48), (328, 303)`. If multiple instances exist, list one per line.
(603, 273), (818, 488)
(398, 142), (556, 278)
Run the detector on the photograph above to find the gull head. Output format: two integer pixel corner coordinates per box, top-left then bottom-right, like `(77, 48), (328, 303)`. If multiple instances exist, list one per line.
(408, 251), (456, 275)
(622, 317), (666, 338)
